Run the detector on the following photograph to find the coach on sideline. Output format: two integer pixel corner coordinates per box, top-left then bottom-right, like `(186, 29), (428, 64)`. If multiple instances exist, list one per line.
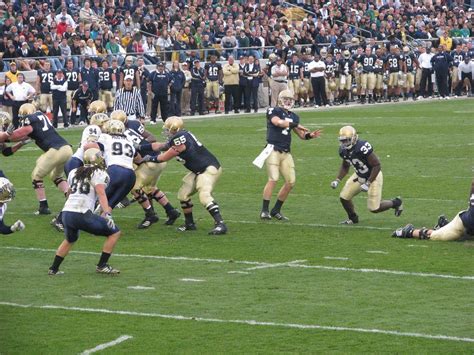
(5, 73), (36, 127)
(114, 75), (145, 121)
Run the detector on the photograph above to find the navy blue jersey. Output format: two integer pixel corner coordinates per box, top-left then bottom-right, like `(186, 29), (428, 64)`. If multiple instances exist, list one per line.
(98, 68), (114, 90)
(339, 58), (354, 75)
(125, 120), (145, 136)
(359, 54), (377, 73)
(404, 53), (416, 72)
(204, 62), (222, 81)
(120, 65), (138, 86)
(65, 69), (81, 90)
(450, 50), (465, 67)
(80, 67), (99, 90)
(385, 54), (403, 73)
(374, 56), (385, 74)
(339, 139), (374, 180)
(169, 130), (220, 174)
(302, 59), (311, 78)
(286, 60), (303, 80)
(325, 61), (336, 76)
(21, 111), (69, 152)
(124, 123), (152, 157)
(460, 199), (474, 235)
(38, 69), (54, 93)
(266, 107), (300, 152)
(137, 67), (150, 90)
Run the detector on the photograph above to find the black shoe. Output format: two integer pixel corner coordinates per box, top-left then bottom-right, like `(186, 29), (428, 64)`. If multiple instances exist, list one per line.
(48, 268), (64, 276)
(393, 197), (403, 217)
(260, 211), (271, 220)
(245, 109), (251, 113)
(434, 215), (449, 230)
(208, 222), (227, 235)
(51, 215), (64, 232)
(137, 214), (159, 229)
(254, 109), (258, 113)
(165, 209), (181, 225)
(234, 110), (240, 114)
(392, 224), (414, 238)
(177, 223), (197, 232)
(36, 206), (51, 215)
(270, 211), (289, 221)
(225, 111), (229, 114)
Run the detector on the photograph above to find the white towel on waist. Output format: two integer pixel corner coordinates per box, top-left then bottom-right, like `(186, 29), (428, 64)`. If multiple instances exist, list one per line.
(253, 144), (274, 169)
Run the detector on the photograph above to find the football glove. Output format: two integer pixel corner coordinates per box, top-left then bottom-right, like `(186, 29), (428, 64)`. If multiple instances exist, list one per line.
(10, 220), (25, 232)
(141, 155), (158, 164)
(6, 124), (14, 136)
(330, 179), (340, 189)
(361, 182), (370, 192)
(104, 213), (115, 229)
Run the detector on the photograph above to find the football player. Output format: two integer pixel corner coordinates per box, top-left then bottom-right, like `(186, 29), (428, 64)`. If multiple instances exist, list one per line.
(139, 116), (227, 235)
(331, 126), (403, 224)
(324, 54), (337, 105)
(373, 49), (385, 103)
(300, 49), (313, 106)
(119, 56), (140, 89)
(48, 148), (121, 275)
(450, 44), (466, 96)
(113, 110), (180, 229)
(36, 61), (54, 113)
(0, 111), (31, 158)
(257, 90), (321, 221)
(64, 58), (81, 112)
(286, 53), (304, 105)
(204, 55), (223, 114)
(392, 178), (474, 241)
(358, 47), (377, 104)
(0, 177), (25, 235)
(384, 45), (405, 102)
(402, 46), (418, 100)
(338, 50), (355, 104)
(0, 103), (73, 215)
(98, 60), (116, 112)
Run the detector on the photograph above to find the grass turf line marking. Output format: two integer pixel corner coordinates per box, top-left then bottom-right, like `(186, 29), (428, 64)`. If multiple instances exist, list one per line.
(366, 250), (389, 255)
(180, 278), (206, 282)
(1, 302), (472, 344)
(324, 257), (349, 261)
(245, 260), (307, 271)
(127, 286), (155, 290)
(81, 295), (103, 299)
(407, 244), (429, 248)
(228, 271), (250, 274)
(2, 246), (473, 281)
(80, 334), (133, 355)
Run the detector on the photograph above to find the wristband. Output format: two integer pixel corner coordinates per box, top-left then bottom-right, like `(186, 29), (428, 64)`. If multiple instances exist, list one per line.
(289, 122), (298, 129)
(304, 132), (311, 140)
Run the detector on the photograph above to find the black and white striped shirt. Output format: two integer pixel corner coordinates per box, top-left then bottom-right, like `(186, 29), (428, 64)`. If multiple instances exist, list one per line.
(113, 87), (145, 118)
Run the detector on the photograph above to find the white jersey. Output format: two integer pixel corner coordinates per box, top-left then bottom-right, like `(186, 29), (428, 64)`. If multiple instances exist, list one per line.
(72, 125), (102, 161)
(63, 168), (110, 213)
(98, 134), (135, 169)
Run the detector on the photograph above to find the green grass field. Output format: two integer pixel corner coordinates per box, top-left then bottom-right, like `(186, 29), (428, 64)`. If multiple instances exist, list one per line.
(0, 100), (473, 353)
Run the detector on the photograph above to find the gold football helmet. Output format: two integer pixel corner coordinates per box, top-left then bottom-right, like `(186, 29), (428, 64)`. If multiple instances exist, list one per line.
(0, 111), (12, 128)
(0, 177), (15, 203)
(338, 126), (358, 149)
(320, 47), (328, 58)
(110, 110), (127, 123)
(107, 119), (125, 135)
(18, 103), (36, 118)
(328, 80), (337, 91)
(89, 100), (107, 114)
(278, 89), (294, 111)
(343, 50), (351, 59)
(163, 116), (184, 136)
(90, 113), (110, 128)
(268, 53), (277, 62)
(83, 148), (105, 168)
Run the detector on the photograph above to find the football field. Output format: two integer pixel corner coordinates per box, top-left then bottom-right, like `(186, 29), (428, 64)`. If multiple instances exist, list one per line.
(0, 100), (473, 353)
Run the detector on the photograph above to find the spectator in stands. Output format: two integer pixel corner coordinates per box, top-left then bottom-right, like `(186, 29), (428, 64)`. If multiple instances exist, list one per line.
(143, 36), (158, 65)
(48, 40), (63, 71)
(0, 77), (14, 118)
(5, 73), (36, 127)
(4, 62), (19, 83)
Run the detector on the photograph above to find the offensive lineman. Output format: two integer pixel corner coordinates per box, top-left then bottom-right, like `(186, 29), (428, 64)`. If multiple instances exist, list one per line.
(256, 90), (321, 221)
(331, 126), (403, 224)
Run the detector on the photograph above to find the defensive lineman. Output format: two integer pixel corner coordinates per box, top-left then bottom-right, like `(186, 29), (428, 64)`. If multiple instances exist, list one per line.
(0, 177), (25, 235)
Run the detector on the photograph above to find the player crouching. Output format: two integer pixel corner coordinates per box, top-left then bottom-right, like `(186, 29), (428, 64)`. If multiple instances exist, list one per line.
(0, 177), (25, 235)
(48, 148), (121, 275)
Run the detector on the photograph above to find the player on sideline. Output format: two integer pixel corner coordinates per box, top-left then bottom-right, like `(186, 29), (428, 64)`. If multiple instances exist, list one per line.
(255, 90), (321, 221)
(392, 178), (474, 241)
(0, 177), (25, 235)
(140, 116), (227, 235)
(0, 103), (72, 215)
(330, 126), (403, 224)
(48, 148), (120, 275)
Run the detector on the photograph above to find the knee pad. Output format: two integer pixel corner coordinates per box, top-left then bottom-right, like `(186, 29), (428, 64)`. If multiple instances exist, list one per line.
(53, 177), (65, 187)
(134, 190), (148, 204)
(32, 179), (44, 189)
(419, 227), (430, 240)
(151, 189), (166, 202)
(180, 199), (193, 209)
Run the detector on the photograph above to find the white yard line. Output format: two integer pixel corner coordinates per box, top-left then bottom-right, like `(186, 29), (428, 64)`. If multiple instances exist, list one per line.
(0, 302), (472, 344)
(81, 295), (103, 299)
(324, 257), (349, 261)
(228, 271), (250, 275)
(2, 246), (472, 281)
(180, 278), (206, 282)
(366, 251), (389, 255)
(407, 244), (429, 248)
(80, 334), (133, 354)
(127, 286), (155, 290)
(245, 260), (307, 271)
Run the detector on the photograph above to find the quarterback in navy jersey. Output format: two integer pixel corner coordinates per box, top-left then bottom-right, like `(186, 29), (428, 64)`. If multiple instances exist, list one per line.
(331, 126), (403, 224)
(393, 178), (474, 241)
(258, 90), (321, 221)
(0, 177), (25, 235)
(139, 116), (227, 235)
(0, 103), (73, 215)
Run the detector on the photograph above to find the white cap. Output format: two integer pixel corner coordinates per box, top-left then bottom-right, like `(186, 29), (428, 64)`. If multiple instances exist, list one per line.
(124, 74), (134, 81)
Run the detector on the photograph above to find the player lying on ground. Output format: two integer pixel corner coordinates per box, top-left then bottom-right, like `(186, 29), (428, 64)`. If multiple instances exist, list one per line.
(0, 177), (25, 235)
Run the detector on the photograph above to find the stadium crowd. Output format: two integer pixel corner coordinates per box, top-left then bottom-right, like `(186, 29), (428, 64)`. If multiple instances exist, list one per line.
(0, 0), (473, 125)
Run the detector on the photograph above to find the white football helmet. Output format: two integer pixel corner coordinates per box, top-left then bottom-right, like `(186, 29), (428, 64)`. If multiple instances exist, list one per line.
(0, 177), (15, 203)
(338, 126), (358, 149)
(278, 89), (294, 111)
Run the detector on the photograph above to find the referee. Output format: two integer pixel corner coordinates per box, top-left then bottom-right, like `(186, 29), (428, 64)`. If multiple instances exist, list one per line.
(113, 75), (145, 121)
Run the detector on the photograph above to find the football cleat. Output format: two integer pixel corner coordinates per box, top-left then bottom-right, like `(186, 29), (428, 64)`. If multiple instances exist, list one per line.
(177, 223), (197, 232)
(51, 215), (64, 232)
(208, 222), (228, 235)
(35, 206), (51, 215)
(391, 224), (415, 238)
(434, 215), (449, 230)
(260, 211), (272, 220)
(340, 218), (357, 225)
(393, 197), (403, 217)
(270, 211), (289, 221)
(96, 264), (120, 274)
(165, 209), (181, 225)
(137, 214), (159, 229)
(48, 268), (64, 276)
